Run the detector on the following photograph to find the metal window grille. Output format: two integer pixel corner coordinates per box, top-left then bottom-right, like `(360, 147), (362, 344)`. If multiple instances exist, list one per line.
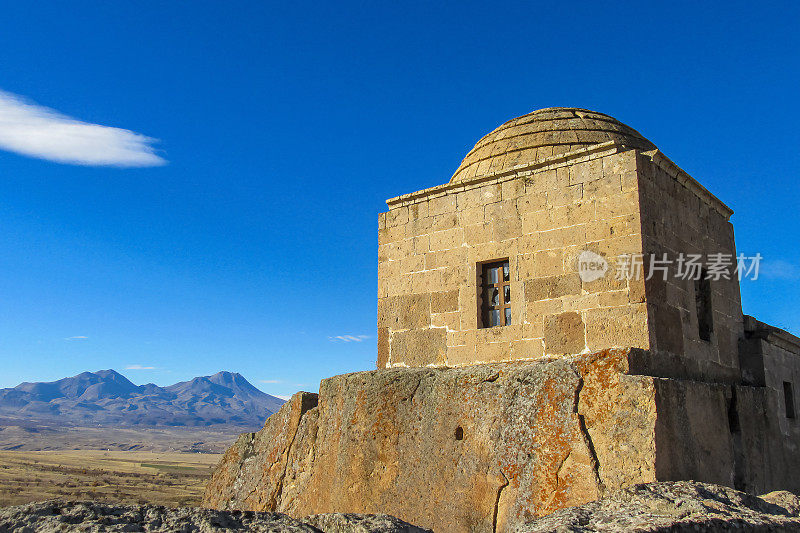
(479, 260), (511, 328)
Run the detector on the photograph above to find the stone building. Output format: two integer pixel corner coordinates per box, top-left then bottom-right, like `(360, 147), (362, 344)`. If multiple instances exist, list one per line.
(205, 108), (799, 533)
(373, 106), (800, 504)
(378, 107), (798, 399)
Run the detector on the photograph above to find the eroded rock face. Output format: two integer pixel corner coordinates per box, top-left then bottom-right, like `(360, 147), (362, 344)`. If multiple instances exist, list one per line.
(205, 350), (662, 532)
(203, 349), (793, 533)
(203, 392), (319, 512)
(515, 481), (800, 532)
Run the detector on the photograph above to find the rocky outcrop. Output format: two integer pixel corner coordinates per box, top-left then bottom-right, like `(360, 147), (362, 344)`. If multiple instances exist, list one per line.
(203, 392), (319, 512)
(302, 514), (431, 533)
(0, 500), (430, 532)
(203, 348), (789, 533)
(516, 481), (800, 532)
(6, 484), (797, 532)
(0, 500), (317, 532)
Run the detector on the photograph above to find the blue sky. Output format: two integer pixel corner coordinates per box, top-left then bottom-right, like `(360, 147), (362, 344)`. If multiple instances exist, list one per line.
(0, 1), (798, 397)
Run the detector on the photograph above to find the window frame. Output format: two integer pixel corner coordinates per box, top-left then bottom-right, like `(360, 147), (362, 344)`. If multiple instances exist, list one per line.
(784, 381), (796, 419)
(695, 271), (714, 342)
(478, 259), (511, 328)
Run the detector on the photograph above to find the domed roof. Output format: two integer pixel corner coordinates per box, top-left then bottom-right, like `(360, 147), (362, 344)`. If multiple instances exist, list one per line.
(450, 107), (656, 183)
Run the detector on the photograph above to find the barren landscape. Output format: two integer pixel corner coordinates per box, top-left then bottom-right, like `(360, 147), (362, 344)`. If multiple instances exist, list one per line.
(0, 370), (274, 509)
(0, 420), (238, 453)
(0, 448), (221, 508)
(0, 423), (235, 507)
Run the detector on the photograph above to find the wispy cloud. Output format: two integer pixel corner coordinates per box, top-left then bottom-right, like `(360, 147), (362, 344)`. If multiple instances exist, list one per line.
(125, 364), (156, 370)
(274, 394), (293, 401)
(0, 89), (166, 167)
(328, 334), (370, 343)
(760, 259), (800, 280)
(260, 379), (282, 384)
(64, 335), (88, 340)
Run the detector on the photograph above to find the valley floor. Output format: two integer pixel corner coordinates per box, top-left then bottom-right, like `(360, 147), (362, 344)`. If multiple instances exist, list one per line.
(0, 450), (221, 508)
(0, 421), (240, 453)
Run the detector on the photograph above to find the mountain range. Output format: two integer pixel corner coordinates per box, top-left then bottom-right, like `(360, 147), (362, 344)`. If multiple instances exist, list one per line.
(0, 370), (285, 428)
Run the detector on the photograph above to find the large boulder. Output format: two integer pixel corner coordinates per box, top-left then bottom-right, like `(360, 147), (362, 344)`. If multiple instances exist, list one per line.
(515, 480), (800, 532)
(203, 349), (786, 532)
(205, 350), (656, 531)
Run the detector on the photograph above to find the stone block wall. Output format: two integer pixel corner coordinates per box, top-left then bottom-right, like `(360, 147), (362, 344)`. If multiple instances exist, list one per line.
(636, 151), (744, 383)
(377, 145), (651, 368)
(739, 316), (800, 436)
(650, 373), (799, 496)
(763, 344), (800, 436)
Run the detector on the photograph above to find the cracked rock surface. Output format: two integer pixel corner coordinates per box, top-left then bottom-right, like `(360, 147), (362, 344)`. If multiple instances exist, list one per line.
(205, 349), (669, 532)
(515, 481), (800, 532)
(0, 501), (431, 532)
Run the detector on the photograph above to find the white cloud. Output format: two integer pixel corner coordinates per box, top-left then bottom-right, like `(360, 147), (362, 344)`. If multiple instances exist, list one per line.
(260, 379), (282, 384)
(65, 335), (88, 340)
(0, 89), (166, 167)
(125, 364), (156, 370)
(760, 259), (800, 280)
(328, 335), (370, 343)
(274, 395), (293, 401)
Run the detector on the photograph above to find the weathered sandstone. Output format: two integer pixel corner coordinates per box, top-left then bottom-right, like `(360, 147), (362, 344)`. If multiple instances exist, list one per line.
(204, 349), (789, 532)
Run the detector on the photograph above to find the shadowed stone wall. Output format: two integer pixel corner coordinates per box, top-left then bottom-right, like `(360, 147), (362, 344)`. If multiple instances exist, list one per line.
(636, 150), (744, 383)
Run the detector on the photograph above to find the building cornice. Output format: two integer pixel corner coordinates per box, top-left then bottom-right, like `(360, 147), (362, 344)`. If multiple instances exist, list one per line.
(646, 150), (734, 220)
(386, 142), (735, 221)
(744, 315), (800, 354)
(386, 141), (623, 208)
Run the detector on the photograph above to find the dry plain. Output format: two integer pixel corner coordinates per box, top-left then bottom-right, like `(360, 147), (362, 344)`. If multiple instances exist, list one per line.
(0, 449), (222, 507)
(0, 423), (238, 507)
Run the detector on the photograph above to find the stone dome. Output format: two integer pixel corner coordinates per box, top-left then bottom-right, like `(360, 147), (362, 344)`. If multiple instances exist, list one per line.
(450, 107), (656, 183)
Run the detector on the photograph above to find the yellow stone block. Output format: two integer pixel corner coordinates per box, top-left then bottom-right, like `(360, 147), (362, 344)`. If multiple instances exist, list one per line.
(584, 304), (650, 351)
(386, 206), (409, 227)
(511, 338), (544, 360)
(428, 194), (457, 216)
(429, 228), (464, 251)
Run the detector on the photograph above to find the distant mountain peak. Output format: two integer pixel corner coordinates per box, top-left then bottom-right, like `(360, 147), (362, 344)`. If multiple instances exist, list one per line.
(207, 371), (247, 385)
(95, 369), (126, 378)
(211, 371), (240, 378)
(206, 371), (258, 389)
(0, 369), (286, 429)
